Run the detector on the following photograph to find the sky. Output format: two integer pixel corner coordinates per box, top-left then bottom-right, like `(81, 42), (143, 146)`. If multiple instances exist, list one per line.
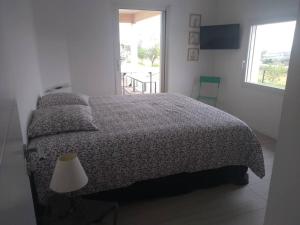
(256, 21), (297, 53)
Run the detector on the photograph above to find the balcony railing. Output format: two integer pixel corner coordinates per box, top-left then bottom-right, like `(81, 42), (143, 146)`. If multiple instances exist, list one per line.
(122, 72), (157, 95)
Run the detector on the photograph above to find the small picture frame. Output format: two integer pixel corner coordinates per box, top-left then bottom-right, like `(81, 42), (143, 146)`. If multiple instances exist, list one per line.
(187, 48), (199, 61)
(189, 31), (200, 45)
(189, 14), (201, 28)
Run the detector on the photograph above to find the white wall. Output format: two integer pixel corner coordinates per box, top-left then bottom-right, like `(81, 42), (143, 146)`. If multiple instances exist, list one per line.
(0, 0), (43, 143)
(214, 0), (300, 139)
(165, 0), (216, 97)
(0, 1), (37, 219)
(0, 2), (37, 219)
(0, 4), (14, 160)
(32, 0), (71, 91)
(31, 0), (217, 97)
(264, 5), (300, 225)
(0, 0), (218, 142)
(28, 0), (300, 139)
(63, 0), (116, 96)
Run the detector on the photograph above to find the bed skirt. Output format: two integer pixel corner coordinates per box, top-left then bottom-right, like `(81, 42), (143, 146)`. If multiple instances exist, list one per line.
(83, 165), (248, 202)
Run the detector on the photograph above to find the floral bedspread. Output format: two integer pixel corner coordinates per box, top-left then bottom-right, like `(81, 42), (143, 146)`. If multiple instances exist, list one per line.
(28, 93), (265, 203)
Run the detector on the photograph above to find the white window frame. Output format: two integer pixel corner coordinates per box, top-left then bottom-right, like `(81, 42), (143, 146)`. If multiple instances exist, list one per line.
(243, 19), (297, 94)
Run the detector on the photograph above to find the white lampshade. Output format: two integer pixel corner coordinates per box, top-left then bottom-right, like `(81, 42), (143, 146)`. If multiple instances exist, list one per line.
(50, 153), (88, 193)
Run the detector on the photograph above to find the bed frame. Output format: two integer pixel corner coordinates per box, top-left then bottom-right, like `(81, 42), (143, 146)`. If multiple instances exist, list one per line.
(29, 164), (248, 224)
(84, 166), (249, 202)
(25, 92), (250, 220)
(29, 164), (248, 203)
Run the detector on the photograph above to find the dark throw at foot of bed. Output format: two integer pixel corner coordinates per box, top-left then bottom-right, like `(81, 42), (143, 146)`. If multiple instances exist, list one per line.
(85, 166), (249, 202)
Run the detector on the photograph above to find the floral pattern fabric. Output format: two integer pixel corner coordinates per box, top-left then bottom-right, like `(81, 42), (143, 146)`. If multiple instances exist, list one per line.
(37, 93), (89, 108)
(28, 105), (98, 138)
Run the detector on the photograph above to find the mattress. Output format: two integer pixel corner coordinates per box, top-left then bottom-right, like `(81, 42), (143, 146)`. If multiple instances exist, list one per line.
(28, 93), (265, 203)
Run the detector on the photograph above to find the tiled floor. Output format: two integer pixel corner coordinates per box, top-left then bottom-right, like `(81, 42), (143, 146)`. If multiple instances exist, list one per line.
(110, 132), (276, 225)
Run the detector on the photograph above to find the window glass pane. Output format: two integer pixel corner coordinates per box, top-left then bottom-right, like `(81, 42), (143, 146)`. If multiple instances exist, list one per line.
(246, 21), (296, 89)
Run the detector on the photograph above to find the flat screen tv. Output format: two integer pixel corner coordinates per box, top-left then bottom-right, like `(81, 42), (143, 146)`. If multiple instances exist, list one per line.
(200, 24), (240, 49)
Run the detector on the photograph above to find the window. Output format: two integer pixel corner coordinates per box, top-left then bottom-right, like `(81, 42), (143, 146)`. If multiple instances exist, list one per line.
(245, 21), (296, 90)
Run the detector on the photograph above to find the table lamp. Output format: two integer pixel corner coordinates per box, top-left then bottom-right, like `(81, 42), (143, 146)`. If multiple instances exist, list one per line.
(50, 153), (88, 194)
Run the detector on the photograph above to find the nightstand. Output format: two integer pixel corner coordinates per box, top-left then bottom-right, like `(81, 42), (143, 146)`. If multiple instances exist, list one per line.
(42, 195), (118, 225)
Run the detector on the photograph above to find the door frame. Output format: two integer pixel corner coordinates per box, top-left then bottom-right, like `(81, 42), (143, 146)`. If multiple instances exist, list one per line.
(112, 5), (168, 95)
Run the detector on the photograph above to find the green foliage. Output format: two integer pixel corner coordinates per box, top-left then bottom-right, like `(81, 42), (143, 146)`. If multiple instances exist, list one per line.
(138, 46), (147, 61)
(258, 64), (288, 89)
(262, 58), (274, 64)
(138, 44), (160, 66)
(147, 44), (160, 66)
(258, 50), (291, 88)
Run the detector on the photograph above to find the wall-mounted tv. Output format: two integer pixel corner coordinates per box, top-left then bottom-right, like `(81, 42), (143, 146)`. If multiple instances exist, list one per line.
(200, 24), (240, 49)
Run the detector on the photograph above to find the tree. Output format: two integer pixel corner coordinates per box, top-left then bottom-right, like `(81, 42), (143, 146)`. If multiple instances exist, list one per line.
(138, 45), (147, 63)
(146, 44), (160, 66)
(261, 50), (274, 64)
(138, 44), (160, 67)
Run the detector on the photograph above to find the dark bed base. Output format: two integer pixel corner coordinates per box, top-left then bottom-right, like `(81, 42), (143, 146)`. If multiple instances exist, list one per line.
(85, 166), (249, 202)
(30, 166), (248, 204)
(31, 166), (248, 224)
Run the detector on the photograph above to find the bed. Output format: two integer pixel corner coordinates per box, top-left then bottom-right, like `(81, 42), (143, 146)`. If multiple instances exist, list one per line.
(27, 93), (265, 203)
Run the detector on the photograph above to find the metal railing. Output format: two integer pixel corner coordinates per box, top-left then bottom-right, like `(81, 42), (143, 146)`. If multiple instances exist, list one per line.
(122, 72), (157, 95)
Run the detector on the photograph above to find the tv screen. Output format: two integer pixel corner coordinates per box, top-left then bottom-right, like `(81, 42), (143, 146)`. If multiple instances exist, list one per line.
(200, 24), (240, 49)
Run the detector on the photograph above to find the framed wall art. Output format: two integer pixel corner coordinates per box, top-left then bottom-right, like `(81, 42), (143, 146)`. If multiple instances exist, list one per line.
(189, 14), (201, 28)
(189, 31), (200, 45)
(187, 48), (199, 61)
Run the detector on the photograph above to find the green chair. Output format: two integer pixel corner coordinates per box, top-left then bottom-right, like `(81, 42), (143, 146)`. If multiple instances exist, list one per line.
(197, 76), (221, 107)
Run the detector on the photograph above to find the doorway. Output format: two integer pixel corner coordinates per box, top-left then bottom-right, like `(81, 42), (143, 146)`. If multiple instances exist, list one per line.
(118, 9), (165, 95)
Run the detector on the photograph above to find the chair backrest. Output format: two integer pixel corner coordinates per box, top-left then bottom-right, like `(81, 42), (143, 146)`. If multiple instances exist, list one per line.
(200, 76), (221, 87)
(198, 76), (221, 104)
